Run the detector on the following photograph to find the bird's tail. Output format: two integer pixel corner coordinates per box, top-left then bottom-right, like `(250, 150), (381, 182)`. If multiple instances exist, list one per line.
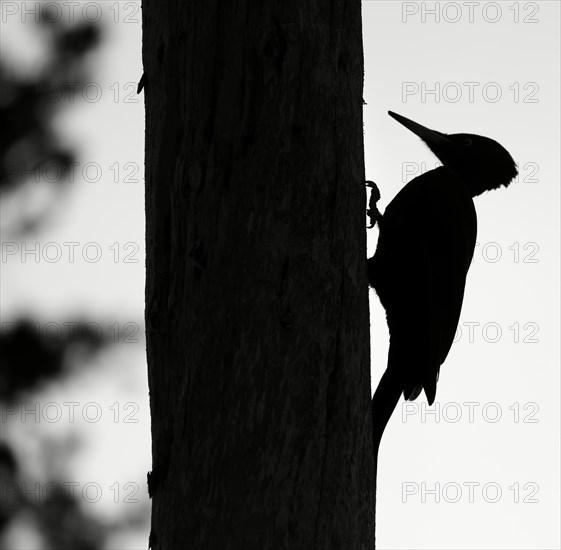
(403, 384), (423, 402)
(403, 378), (437, 406)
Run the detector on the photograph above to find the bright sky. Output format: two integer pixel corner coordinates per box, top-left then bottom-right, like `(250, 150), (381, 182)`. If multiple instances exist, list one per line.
(364, 2), (560, 549)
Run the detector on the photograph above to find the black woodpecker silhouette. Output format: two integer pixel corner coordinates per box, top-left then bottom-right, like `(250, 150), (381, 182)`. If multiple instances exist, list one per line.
(369, 111), (518, 448)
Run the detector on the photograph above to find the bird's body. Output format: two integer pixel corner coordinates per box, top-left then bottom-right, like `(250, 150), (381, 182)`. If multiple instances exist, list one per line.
(369, 111), (517, 411)
(370, 166), (476, 404)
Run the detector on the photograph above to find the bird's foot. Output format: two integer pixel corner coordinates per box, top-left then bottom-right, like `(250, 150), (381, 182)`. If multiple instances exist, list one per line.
(366, 180), (382, 229)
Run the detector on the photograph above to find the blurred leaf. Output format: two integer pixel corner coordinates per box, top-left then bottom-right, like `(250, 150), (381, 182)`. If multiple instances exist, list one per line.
(0, 320), (111, 400)
(0, 19), (99, 232)
(55, 24), (101, 58)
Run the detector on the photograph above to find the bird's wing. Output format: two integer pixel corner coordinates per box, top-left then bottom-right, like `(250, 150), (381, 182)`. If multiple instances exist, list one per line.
(375, 167), (476, 405)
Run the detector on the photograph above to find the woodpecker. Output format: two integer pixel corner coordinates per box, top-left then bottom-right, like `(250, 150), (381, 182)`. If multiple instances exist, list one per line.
(369, 111), (517, 443)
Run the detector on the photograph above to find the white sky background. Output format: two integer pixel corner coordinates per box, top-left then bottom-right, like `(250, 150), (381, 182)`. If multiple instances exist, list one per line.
(0, 1), (559, 549)
(364, 2), (560, 549)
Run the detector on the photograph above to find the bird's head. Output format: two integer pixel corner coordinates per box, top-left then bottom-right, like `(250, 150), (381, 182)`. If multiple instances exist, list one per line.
(388, 111), (518, 197)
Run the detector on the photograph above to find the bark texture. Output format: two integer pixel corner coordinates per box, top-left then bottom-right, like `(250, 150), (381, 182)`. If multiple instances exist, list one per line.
(143, 2), (373, 548)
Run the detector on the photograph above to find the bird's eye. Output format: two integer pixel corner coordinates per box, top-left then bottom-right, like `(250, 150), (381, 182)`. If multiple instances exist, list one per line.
(464, 138), (472, 146)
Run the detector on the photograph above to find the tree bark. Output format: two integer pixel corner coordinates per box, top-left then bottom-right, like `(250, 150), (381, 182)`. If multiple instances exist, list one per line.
(142, 2), (373, 548)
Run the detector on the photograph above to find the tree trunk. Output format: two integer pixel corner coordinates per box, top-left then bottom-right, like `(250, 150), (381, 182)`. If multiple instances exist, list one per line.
(142, 2), (374, 548)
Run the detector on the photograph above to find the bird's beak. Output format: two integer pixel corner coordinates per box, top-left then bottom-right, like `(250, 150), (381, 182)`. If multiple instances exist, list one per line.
(388, 111), (452, 147)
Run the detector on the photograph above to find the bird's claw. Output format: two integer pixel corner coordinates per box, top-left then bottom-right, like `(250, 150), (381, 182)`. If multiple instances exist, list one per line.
(366, 180), (382, 229)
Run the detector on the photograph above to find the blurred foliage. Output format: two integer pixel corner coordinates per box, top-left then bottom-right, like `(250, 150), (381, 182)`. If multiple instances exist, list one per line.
(0, 19), (100, 234)
(0, 9), (146, 549)
(0, 319), (110, 401)
(0, 316), (147, 548)
(0, 443), (17, 531)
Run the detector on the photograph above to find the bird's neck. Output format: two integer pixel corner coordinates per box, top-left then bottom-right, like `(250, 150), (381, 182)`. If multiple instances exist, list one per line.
(443, 165), (485, 198)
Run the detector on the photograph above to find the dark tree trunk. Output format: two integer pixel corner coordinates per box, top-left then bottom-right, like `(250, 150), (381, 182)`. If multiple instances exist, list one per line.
(142, 2), (374, 548)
